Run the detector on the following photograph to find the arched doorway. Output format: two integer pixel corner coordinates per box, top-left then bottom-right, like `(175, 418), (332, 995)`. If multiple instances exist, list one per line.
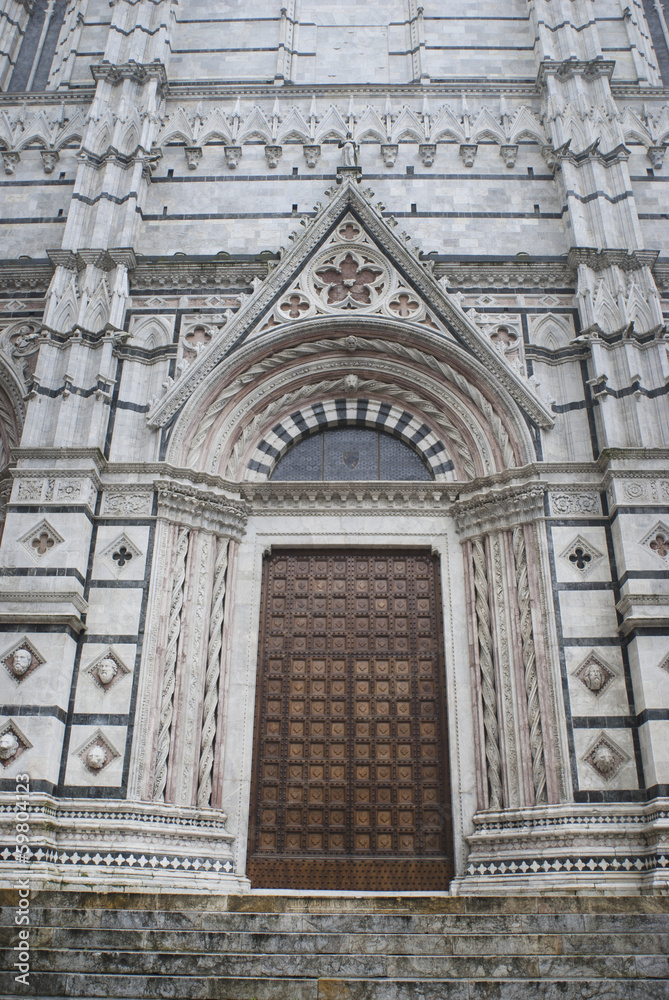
(245, 424), (452, 889)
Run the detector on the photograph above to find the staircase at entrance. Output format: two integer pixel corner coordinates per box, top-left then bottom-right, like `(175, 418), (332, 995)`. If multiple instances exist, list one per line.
(2, 891), (668, 999)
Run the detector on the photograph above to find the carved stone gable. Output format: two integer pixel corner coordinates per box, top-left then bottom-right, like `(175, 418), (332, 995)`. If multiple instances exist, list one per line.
(251, 212), (444, 340)
(146, 180), (555, 432)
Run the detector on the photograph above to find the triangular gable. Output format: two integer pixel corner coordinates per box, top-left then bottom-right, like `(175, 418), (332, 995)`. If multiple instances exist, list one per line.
(147, 178), (554, 429)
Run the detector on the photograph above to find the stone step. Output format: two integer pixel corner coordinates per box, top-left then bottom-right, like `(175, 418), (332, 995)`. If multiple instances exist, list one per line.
(4, 925), (669, 958)
(5, 891), (669, 916)
(1, 972), (667, 1000)
(6, 945), (667, 980)
(5, 904), (669, 935)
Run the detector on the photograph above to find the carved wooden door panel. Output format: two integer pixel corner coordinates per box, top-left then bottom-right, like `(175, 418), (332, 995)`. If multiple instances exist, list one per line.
(246, 549), (453, 890)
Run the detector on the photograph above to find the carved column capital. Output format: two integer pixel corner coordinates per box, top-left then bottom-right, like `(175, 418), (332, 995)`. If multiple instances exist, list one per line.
(155, 481), (247, 540)
(452, 484), (545, 540)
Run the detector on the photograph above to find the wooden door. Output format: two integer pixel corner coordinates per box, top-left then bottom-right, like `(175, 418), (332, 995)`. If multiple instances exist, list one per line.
(246, 549), (453, 890)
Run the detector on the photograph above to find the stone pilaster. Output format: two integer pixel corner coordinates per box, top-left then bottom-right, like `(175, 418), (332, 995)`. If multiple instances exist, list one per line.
(455, 485), (558, 811)
(0, 0), (32, 91)
(148, 482), (247, 807)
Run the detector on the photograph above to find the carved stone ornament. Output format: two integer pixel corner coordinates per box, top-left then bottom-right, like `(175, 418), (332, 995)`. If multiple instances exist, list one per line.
(40, 150), (60, 174)
(549, 492), (599, 515)
(0, 720), (32, 767)
(499, 144), (518, 168)
(146, 180), (556, 433)
(582, 732), (629, 782)
(19, 518), (64, 562)
(459, 144), (477, 167)
(85, 647), (131, 691)
(303, 144), (321, 168)
(265, 144), (282, 169)
(452, 484), (545, 539)
(102, 489), (154, 516)
(75, 729), (121, 774)
(155, 480), (248, 538)
(381, 144), (398, 167)
(560, 535), (604, 577)
(418, 143), (436, 167)
(658, 651), (669, 676)
(184, 146), (202, 170)
(100, 532), (143, 577)
(647, 145), (665, 170)
(640, 522), (669, 562)
(1, 637), (45, 683)
(2, 151), (20, 175)
(224, 145), (242, 169)
(573, 651), (616, 696)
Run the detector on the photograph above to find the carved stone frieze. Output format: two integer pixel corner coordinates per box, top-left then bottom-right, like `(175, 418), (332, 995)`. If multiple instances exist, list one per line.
(460, 801), (669, 890)
(242, 481), (458, 515)
(102, 488), (154, 516)
(548, 490), (600, 515)
(12, 474), (98, 509)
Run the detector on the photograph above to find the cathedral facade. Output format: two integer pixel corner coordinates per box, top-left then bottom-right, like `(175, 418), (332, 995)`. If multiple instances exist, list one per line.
(0, 0), (668, 896)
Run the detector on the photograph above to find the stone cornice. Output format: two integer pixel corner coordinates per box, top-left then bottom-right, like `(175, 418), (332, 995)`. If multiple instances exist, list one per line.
(155, 480), (247, 538)
(90, 61), (168, 91)
(537, 59), (616, 88)
(568, 248), (659, 273)
(242, 481), (460, 515)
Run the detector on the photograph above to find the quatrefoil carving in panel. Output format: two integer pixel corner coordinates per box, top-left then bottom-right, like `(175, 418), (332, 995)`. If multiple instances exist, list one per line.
(559, 534), (605, 578)
(640, 521), (669, 563)
(19, 519), (64, 562)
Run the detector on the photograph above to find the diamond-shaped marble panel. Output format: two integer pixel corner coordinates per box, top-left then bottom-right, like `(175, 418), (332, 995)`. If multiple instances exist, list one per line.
(74, 729), (121, 774)
(0, 720), (32, 767)
(85, 647), (131, 691)
(559, 534), (604, 577)
(18, 519), (64, 562)
(582, 732), (630, 782)
(573, 651), (616, 697)
(1, 637), (45, 683)
(100, 532), (143, 576)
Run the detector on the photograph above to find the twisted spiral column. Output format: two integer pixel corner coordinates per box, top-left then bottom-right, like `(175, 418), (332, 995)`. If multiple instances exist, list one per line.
(196, 536), (230, 808)
(512, 526), (547, 805)
(152, 525), (190, 802)
(471, 537), (503, 809)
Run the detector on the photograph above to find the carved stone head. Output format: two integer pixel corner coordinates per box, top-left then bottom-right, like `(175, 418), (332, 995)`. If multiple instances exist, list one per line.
(0, 732), (19, 760)
(591, 743), (617, 777)
(224, 145), (242, 169)
(303, 144), (321, 168)
(85, 745), (108, 771)
(582, 661), (607, 693)
(96, 658), (118, 686)
(11, 648), (33, 677)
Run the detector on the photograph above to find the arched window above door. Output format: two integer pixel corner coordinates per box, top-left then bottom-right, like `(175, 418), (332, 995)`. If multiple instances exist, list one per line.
(271, 425), (433, 481)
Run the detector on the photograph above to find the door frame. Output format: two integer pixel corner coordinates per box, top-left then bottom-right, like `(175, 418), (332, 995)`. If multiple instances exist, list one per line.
(217, 511), (477, 890)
